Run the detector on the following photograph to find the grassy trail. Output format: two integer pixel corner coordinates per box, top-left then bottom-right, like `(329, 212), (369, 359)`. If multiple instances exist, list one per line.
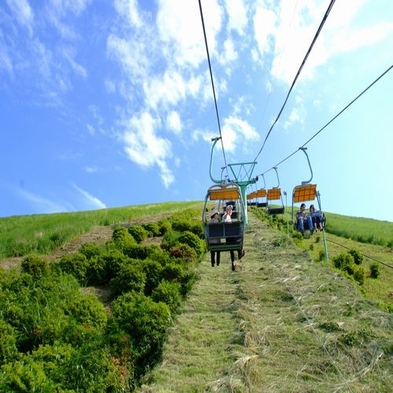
(138, 214), (392, 392)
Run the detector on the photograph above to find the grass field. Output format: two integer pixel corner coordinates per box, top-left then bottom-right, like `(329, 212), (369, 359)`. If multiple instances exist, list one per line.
(0, 201), (200, 258)
(0, 202), (392, 392)
(138, 213), (393, 392)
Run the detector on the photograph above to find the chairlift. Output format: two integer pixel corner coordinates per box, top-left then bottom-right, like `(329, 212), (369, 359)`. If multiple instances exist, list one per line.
(202, 183), (245, 254)
(291, 148), (325, 231)
(247, 190), (257, 207)
(267, 167), (285, 215)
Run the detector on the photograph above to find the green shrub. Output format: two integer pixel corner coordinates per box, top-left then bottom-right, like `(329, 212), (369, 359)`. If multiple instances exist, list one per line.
(158, 220), (172, 235)
(178, 231), (205, 258)
(128, 225), (148, 243)
(79, 242), (104, 259)
(171, 218), (203, 238)
(142, 259), (163, 296)
(348, 249), (363, 265)
(100, 249), (130, 282)
(0, 342), (128, 392)
(169, 244), (198, 265)
(84, 255), (109, 286)
(161, 230), (180, 251)
(63, 293), (107, 331)
(333, 253), (354, 271)
(142, 222), (161, 237)
(110, 260), (146, 297)
(151, 281), (181, 314)
(56, 253), (89, 285)
(21, 255), (49, 280)
(353, 267), (365, 285)
(370, 263), (380, 278)
(112, 226), (137, 251)
(123, 244), (149, 260)
(111, 292), (171, 376)
(146, 245), (172, 266)
(0, 319), (18, 364)
(161, 262), (185, 283)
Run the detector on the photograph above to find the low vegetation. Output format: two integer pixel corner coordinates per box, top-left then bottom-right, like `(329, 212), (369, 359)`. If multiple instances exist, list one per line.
(0, 203), (392, 391)
(0, 201), (200, 259)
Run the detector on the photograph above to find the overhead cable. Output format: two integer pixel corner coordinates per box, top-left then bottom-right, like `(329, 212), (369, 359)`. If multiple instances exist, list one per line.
(258, 64), (393, 177)
(253, 0), (336, 162)
(327, 237), (393, 270)
(198, 0), (229, 174)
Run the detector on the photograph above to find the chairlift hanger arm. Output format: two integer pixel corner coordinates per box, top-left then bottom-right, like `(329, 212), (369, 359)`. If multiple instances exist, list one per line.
(299, 147), (313, 185)
(273, 167), (280, 188)
(209, 137), (226, 184)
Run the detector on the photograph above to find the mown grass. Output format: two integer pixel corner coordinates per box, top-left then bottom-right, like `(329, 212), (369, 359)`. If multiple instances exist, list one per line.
(0, 201), (200, 258)
(138, 214), (393, 392)
(1, 203), (392, 391)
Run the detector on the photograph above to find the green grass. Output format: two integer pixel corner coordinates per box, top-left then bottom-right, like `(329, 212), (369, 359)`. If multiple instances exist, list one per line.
(0, 201), (200, 258)
(1, 202), (392, 391)
(325, 212), (393, 247)
(138, 214), (393, 392)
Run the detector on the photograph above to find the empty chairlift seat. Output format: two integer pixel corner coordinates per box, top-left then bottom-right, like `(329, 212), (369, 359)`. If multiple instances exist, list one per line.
(267, 188), (285, 215)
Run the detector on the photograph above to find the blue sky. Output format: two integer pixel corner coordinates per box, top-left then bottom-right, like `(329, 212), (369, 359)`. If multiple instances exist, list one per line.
(1, 0), (392, 222)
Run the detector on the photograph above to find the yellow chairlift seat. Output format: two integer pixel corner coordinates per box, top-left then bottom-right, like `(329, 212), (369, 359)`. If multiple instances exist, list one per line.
(267, 188), (285, 215)
(256, 188), (267, 208)
(247, 191), (257, 206)
(257, 189), (267, 198)
(293, 183), (317, 203)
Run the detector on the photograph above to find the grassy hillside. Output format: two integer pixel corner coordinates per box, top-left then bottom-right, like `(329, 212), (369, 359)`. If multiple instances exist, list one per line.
(138, 214), (392, 392)
(0, 203), (392, 391)
(0, 201), (200, 259)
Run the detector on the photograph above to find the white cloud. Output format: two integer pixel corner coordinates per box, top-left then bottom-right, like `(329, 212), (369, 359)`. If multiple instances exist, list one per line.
(6, 0), (34, 34)
(225, 0), (248, 36)
(221, 116), (260, 153)
(84, 166), (97, 173)
(143, 71), (187, 111)
(265, 0), (393, 85)
(122, 111), (175, 187)
(73, 184), (106, 210)
(253, 3), (276, 58)
(166, 111), (182, 135)
(283, 108), (301, 130)
(17, 188), (67, 213)
(114, 0), (143, 28)
(157, 0), (211, 68)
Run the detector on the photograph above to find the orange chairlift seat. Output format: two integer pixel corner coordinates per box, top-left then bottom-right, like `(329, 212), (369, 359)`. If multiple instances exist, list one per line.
(202, 183), (245, 253)
(291, 148), (326, 232)
(267, 188), (285, 215)
(256, 188), (267, 208)
(266, 167), (285, 215)
(247, 191), (257, 206)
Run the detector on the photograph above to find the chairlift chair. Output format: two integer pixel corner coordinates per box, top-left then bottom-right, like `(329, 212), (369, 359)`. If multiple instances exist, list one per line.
(291, 148), (326, 232)
(202, 183), (245, 253)
(256, 188), (267, 208)
(267, 168), (285, 215)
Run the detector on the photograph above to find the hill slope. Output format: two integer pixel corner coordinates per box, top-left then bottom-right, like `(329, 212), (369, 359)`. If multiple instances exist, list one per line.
(138, 214), (392, 392)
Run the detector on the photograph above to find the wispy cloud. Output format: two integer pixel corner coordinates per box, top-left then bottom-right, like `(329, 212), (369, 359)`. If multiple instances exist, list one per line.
(17, 188), (68, 214)
(72, 184), (106, 210)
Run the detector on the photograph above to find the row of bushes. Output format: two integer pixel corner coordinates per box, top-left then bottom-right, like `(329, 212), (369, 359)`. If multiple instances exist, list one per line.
(250, 206), (382, 287)
(0, 210), (206, 391)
